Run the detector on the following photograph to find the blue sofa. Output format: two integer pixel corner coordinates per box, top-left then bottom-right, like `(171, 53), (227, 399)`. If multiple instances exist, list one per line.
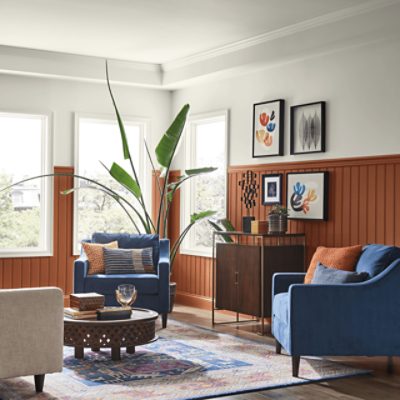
(272, 244), (400, 376)
(74, 233), (170, 328)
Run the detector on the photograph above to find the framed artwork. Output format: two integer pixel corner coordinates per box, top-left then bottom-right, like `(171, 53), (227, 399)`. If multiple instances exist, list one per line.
(286, 171), (329, 220)
(252, 99), (284, 157)
(261, 173), (282, 205)
(290, 101), (325, 155)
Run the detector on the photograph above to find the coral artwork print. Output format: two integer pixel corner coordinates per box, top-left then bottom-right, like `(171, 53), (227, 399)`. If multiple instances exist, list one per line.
(286, 172), (328, 220)
(290, 182), (317, 214)
(253, 100), (284, 157)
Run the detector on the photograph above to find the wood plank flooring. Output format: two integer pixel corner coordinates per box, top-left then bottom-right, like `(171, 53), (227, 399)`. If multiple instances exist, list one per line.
(170, 304), (400, 400)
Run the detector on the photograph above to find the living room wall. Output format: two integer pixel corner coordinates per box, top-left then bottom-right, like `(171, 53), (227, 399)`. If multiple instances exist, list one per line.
(0, 73), (171, 296)
(170, 37), (400, 307)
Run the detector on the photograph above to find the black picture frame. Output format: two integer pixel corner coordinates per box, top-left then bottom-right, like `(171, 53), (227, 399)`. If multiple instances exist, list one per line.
(261, 173), (282, 205)
(286, 171), (329, 221)
(290, 101), (326, 155)
(252, 99), (284, 158)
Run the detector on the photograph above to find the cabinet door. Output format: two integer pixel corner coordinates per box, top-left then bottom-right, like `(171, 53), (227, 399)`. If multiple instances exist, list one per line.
(215, 243), (237, 312)
(236, 245), (261, 316)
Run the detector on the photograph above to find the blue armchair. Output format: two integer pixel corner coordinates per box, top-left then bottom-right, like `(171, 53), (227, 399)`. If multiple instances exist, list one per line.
(74, 233), (170, 328)
(272, 244), (400, 376)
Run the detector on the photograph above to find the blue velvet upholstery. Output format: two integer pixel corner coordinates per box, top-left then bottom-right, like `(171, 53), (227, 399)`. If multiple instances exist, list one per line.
(272, 244), (400, 368)
(73, 234), (170, 323)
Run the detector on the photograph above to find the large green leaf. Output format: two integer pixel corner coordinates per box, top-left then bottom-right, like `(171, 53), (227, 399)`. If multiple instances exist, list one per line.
(184, 167), (217, 176)
(108, 162), (141, 199)
(220, 218), (235, 232)
(190, 210), (217, 223)
(106, 61), (130, 160)
(207, 218), (234, 243)
(155, 104), (190, 170)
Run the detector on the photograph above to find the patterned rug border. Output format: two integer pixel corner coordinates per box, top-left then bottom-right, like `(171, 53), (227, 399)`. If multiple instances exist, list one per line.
(167, 318), (371, 400)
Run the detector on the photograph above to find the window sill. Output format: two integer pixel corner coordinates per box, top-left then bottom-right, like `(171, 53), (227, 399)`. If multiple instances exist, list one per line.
(179, 247), (213, 258)
(0, 250), (53, 259)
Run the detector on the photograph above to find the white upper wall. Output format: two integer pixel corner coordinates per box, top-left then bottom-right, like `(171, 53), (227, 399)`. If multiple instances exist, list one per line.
(0, 74), (171, 167)
(172, 37), (400, 167)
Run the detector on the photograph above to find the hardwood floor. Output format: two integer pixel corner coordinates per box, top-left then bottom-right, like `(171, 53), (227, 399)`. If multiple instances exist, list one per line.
(170, 304), (400, 400)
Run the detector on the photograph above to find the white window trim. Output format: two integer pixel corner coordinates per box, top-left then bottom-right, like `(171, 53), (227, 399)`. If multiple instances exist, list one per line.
(73, 112), (151, 255)
(180, 110), (229, 258)
(0, 110), (54, 258)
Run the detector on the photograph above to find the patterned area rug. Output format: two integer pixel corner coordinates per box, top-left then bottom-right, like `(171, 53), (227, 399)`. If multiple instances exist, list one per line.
(0, 320), (368, 400)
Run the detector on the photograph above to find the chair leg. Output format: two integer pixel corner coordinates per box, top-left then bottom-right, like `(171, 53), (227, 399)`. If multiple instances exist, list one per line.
(275, 340), (282, 354)
(387, 356), (394, 374)
(161, 313), (168, 329)
(292, 356), (300, 377)
(34, 374), (45, 393)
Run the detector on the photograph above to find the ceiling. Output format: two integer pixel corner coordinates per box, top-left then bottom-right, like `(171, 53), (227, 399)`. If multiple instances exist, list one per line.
(0, 0), (371, 64)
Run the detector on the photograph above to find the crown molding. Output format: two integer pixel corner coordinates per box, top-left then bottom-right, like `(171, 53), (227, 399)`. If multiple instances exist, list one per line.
(162, 0), (400, 72)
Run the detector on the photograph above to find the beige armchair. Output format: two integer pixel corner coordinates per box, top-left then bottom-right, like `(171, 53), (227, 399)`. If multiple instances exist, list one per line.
(0, 287), (64, 393)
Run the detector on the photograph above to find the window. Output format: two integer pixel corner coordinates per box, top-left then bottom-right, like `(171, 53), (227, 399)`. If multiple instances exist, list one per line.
(74, 114), (149, 254)
(0, 111), (52, 257)
(181, 111), (228, 256)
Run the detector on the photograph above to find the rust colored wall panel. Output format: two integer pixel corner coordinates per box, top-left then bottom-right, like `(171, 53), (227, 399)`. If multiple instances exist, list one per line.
(170, 154), (400, 305)
(0, 166), (75, 295)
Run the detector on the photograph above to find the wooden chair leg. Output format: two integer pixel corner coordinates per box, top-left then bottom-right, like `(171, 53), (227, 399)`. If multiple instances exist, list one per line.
(275, 340), (282, 354)
(34, 374), (45, 393)
(162, 313), (168, 329)
(292, 356), (300, 377)
(387, 356), (394, 374)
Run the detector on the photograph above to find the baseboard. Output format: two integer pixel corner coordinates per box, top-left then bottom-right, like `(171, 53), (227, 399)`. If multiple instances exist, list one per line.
(175, 291), (212, 310)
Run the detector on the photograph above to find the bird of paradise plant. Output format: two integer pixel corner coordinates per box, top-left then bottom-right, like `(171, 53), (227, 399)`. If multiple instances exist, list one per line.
(0, 62), (217, 271)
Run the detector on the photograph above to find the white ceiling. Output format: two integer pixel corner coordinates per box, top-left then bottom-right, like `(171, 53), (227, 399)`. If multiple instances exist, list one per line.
(0, 0), (370, 64)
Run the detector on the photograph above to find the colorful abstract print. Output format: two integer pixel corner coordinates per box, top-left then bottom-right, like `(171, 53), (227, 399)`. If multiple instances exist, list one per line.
(290, 182), (317, 214)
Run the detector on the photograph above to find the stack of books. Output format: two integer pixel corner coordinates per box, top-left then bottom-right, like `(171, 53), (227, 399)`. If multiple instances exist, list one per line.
(64, 293), (106, 320)
(64, 293), (132, 320)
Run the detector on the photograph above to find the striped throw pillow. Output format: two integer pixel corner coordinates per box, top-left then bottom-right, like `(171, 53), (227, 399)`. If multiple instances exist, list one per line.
(103, 247), (155, 275)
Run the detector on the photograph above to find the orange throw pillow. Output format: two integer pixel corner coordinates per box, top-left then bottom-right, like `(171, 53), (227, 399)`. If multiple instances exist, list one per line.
(82, 241), (119, 275)
(304, 245), (363, 284)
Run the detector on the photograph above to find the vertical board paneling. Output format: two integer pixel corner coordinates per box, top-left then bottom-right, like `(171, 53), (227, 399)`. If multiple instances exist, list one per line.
(0, 167), (75, 296)
(169, 155), (400, 306)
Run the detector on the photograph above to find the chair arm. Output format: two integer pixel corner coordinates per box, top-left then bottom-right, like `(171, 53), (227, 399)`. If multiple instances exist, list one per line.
(288, 259), (400, 354)
(272, 273), (306, 296)
(0, 287), (64, 378)
(74, 256), (88, 293)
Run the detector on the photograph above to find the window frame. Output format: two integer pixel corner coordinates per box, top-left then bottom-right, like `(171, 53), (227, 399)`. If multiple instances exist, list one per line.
(73, 112), (151, 255)
(180, 110), (229, 257)
(0, 109), (53, 258)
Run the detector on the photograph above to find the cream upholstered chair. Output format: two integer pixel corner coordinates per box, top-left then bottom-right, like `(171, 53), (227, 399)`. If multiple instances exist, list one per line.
(0, 287), (64, 393)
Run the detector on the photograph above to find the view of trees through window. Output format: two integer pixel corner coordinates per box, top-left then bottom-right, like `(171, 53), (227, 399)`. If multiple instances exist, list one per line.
(75, 117), (145, 252)
(0, 113), (45, 251)
(183, 114), (227, 253)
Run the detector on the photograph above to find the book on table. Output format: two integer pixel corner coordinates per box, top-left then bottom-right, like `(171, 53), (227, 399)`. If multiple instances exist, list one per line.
(64, 307), (97, 320)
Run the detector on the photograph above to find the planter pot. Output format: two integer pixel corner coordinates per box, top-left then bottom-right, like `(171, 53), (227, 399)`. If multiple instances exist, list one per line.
(268, 214), (287, 234)
(169, 282), (177, 313)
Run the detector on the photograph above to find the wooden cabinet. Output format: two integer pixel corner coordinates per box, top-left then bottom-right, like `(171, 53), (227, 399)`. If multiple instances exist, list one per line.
(212, 232), (305, 332)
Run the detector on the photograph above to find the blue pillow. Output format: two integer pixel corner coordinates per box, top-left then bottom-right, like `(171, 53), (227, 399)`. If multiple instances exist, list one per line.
(92, 233), (160, 266)
(355, 244), (400, 277)
(311, 263), (369, 284)
(103, 247), (155, 275)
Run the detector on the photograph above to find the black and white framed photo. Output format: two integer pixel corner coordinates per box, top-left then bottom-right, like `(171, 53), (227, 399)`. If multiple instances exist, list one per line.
(290, 101), (325, 155)
(261, 174), (282, 205)
(286, 171), (329, 220)
(252, 99), (284, 158)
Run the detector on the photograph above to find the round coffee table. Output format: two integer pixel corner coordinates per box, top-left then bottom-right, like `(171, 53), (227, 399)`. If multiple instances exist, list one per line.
(64, 308), (158, 361)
